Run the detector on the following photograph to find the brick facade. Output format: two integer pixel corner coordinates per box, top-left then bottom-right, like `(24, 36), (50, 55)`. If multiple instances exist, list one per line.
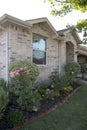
(0, 14), (79, 82)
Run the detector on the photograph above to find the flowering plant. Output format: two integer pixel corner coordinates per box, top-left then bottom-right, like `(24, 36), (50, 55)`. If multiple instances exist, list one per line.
(9, 60), (39, 84)
(8, 60), (40, 111)
(10, 67), (28, 78)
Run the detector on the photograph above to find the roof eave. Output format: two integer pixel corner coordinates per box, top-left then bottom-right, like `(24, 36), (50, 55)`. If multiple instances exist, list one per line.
(0, 14), (32, 29)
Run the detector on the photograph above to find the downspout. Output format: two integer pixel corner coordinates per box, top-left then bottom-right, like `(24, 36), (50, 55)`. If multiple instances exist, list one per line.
(6, 30), (9, 84)
(0, 25), (9, 84)
(58, 41), (61, 75)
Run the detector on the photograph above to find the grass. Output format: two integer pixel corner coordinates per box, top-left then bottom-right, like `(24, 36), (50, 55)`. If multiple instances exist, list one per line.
(20, 85), (87, 130)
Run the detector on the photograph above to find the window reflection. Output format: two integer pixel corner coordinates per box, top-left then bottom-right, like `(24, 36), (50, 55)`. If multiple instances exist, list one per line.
(33, 34), (46, 64)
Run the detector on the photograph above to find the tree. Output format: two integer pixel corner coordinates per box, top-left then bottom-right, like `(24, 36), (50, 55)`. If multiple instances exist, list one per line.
(44, 0), (87, 44)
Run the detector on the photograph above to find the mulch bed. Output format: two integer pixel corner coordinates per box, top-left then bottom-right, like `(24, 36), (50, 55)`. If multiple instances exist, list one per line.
(11, 85), (81, 130)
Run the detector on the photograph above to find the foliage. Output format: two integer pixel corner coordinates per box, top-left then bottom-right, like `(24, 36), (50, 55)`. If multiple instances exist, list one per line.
(9, 84), (40, 111)
(80, 63), (87, 73)
(8, 60), (40, 111)
(44, 0), (87, 44)
(38, 82), (60, 100)
(20, 85), (87, 130)
(7, 110), (25, 126)
(52, 90), (60, 98)
(58, 74), (72, 89)
(38, 87), (60, 100)
(65, 62), (81, 76)
(17, 87), (41, 111)
(49, 71), (59, 84)
(0, 79), (7, 89)
(0, 80), (9, 119)
(49, 71), (73, 90)
(76, 19), (87, 44)
(9, 60), (39, 84)
(44, 0), (87, 17)
(62, 86), (73, 95)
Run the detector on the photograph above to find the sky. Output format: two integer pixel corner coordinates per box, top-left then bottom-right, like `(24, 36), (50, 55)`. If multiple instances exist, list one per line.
(0, 0), (87, 31)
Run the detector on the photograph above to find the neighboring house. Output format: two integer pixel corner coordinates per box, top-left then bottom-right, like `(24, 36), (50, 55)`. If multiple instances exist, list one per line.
(0, 14), (80, 82)
(78, 45), (87, 64)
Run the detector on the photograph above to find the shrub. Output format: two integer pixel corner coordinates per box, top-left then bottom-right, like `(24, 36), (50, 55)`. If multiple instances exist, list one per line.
(8, 60), (40, 111)
(65, 62), (81, 76)
(7, 110), (25, 126)
(0, 80), (9, 119)
(56, 74), (72, 90)
(80, 63), (87, 73)
(50, 71), (72, 91)
(17, 87), (41, 111)
(9, 60), (39, 85)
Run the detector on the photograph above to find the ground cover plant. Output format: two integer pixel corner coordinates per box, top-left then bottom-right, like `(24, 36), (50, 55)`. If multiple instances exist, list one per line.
(20, 85), (87, 130)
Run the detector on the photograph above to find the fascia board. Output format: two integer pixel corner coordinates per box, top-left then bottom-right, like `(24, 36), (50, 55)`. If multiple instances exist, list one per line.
(0, 14), (32, 29)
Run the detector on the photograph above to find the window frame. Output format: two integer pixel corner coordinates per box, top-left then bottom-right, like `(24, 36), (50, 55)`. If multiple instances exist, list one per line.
(32, 33), (47, 66)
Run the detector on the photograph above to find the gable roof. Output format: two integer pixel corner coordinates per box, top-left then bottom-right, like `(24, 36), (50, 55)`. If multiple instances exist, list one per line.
(57, 28), (81, 44)
(26, 17), (58, 37)
(0, 14), (32, 29)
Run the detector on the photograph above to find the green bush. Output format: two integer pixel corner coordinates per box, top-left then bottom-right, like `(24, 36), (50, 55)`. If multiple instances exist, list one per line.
(9, 60), (39, 85)
(7, 110), (25, 126)
(0, 80), (9, 119)
(8, 60), (40, 111)
(17, 87), (41, 111)
(80, 63), (87, 73)
(56, 74), (72, 90)
(65, 62), (81, 76)
(50, 71), (72, 91)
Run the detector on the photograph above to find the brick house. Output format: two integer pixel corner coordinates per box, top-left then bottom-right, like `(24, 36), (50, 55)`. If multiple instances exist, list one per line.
(78, 45), (87, 64)
(0, 14), (80, 82)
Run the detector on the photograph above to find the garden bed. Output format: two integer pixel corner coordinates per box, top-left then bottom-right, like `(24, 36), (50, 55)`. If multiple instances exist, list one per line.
(0, 61), (82, 130)
(0, 84), (80, 130)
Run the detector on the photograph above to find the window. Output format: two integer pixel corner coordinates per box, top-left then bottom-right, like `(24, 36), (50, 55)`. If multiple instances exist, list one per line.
(32, 33), (46, 65)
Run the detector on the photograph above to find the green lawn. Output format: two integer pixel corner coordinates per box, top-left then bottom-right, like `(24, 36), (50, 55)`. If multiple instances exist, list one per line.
(20, 85), (87, 130)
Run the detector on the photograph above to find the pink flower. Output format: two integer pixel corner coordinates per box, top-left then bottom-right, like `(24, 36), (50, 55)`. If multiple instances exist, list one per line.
(20, 67), (24, 71)
(10, 71), (15, 78)
(24, 67), (27, 71)
(16, 70), (20, 73)
(15, 71), (20, 76)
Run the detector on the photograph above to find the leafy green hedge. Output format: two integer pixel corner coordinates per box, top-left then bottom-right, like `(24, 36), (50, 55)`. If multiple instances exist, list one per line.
(65, 62), (81, 76)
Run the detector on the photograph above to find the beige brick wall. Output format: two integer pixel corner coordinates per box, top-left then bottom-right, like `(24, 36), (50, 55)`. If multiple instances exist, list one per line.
(0, 23), (78, 82)
(31, 22), (59, 82)
(8, 25), (32, 64)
